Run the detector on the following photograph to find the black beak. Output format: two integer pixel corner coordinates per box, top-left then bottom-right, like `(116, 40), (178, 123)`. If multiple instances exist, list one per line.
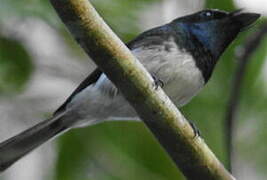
(230, 9), (261, 30)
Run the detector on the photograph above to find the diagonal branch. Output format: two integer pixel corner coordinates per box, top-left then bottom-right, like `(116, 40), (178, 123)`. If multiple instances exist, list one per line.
(50, 0), (235, 179)
(225, 22), (267, 172)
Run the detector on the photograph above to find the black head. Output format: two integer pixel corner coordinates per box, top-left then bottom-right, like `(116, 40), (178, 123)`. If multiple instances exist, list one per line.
(172, 9), (260, 60)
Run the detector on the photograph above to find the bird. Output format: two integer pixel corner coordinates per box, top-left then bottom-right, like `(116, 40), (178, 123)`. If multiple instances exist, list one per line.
(0, 9), (260, 172)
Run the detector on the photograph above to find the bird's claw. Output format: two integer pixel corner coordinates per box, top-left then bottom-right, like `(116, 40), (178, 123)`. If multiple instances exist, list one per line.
(188, 120), (201, 138)
(152, 74), (164, 90)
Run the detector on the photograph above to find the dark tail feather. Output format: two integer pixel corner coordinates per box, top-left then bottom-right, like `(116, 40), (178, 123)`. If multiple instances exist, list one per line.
(0, 113), (70, 172)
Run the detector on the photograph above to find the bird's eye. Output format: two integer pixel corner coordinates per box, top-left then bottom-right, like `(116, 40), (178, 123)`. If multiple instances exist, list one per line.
(205, 11), (212, 17)
(199, 11), (213, 19)
(197, 10), (228, 21)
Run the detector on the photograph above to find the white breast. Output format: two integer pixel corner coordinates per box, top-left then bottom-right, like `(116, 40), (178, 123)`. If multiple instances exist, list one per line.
(132, 37), (205, 106)
(67, 38), (205, 127)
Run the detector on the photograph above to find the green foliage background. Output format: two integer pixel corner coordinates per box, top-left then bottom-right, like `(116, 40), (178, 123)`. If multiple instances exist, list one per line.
(0, 0), (266, 179)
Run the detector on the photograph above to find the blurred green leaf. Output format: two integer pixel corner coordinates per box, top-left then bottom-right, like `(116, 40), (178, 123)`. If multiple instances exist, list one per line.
(205, 0), (235, 11)
(55, 122), (184, 180)
(0, 36), (33, 94)
(91, 0), (159, 42)
(234, 21), (267, 173)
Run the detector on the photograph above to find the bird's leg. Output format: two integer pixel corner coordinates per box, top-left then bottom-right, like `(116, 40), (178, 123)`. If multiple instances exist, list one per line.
(188, 120), (201, 138)
(152, 73), (164, 89)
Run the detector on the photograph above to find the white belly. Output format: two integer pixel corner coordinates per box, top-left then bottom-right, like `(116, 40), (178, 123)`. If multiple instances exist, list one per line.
(131, 38), (205, 106)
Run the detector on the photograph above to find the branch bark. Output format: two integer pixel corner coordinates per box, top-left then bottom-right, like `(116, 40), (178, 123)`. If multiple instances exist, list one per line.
(49, 0), (235, 179)
(225, 22), (267, 172)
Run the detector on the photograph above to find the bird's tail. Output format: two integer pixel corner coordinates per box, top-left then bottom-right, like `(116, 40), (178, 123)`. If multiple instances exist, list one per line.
(0, 112), (71, 172)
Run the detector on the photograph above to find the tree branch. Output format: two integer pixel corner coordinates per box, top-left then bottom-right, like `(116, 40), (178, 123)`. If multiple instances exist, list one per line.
(49, 0), (235, 179)
(225, 22), (267, 172)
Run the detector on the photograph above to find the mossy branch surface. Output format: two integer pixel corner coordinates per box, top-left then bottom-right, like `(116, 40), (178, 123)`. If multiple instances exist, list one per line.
(49, 0), (235, 179)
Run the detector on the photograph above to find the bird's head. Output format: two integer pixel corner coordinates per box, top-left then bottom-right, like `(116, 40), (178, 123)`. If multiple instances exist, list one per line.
(172, 9), (260, 59)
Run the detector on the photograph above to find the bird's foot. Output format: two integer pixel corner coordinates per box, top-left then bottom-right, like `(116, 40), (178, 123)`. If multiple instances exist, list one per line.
(152, 74), (164, 90)
(188, 120), (201, 138)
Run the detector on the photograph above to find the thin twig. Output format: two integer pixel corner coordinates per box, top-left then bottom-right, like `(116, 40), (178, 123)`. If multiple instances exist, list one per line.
(50, 0), (235, 179)
(225, 22), (267, 172)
